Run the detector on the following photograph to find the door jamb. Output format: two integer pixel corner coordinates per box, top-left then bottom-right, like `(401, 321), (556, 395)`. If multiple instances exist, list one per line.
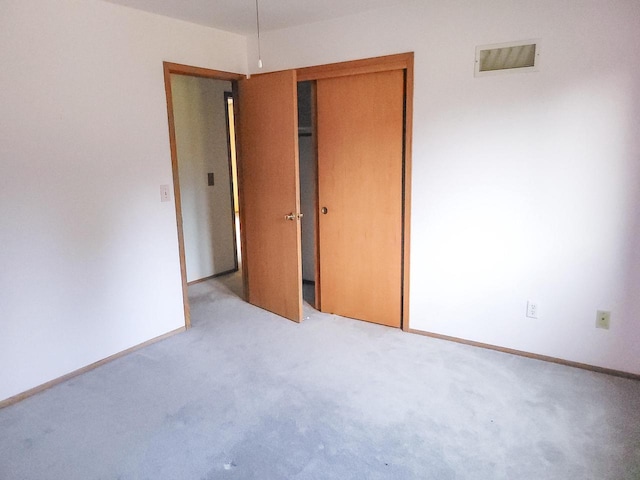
(162, 62), (244, 329)
(297, 52), (414, 331)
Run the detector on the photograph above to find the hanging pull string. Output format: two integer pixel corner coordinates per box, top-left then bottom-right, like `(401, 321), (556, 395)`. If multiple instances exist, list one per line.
(255, 0), (263, 68)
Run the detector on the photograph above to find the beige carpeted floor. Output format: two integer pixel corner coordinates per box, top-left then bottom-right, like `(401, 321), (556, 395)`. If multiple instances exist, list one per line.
(1, 272), (639, 479)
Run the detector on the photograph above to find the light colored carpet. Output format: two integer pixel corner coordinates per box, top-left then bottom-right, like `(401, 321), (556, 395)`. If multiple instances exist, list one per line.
(1, 273), (639, 479)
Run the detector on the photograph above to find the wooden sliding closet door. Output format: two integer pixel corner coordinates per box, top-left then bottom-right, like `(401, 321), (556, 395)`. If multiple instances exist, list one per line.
(237, 70), (303, 322)
(317, 69), (405, 328)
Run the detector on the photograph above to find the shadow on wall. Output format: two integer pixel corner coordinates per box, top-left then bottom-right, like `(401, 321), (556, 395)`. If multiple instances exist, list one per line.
(620, 77), (640, 366)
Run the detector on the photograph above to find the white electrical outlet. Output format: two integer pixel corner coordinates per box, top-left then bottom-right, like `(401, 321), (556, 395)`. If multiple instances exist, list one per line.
(596, 310), (611, 330)
(526, 301), (538, 319)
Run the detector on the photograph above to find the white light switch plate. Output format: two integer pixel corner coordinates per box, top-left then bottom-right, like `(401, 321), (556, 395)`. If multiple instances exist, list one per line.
(160, 184), (171, 202)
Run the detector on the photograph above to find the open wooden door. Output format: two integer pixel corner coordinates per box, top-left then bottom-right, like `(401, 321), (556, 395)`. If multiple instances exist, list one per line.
(317, 70), (405, 328)
(236, 70), (303, 322)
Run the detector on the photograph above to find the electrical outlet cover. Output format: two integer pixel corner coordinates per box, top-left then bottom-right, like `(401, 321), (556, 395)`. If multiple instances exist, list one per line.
(596, 310), (610, 330)
(526, 301), (538, 319)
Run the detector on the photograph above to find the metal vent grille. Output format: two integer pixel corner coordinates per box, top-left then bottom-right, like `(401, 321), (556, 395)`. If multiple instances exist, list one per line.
(475, 40), (540, 76)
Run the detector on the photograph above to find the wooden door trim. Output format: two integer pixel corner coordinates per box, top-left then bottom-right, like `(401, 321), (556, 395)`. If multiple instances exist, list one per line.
(162, 62), (244, 329)
(297, 53), (413, 82)
(297, 53), (414, 331)
(164, 62), (244, 82)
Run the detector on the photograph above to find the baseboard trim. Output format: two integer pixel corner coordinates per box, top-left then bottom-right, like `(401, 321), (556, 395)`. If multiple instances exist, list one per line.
(187, 268), (239, 286)
(0, 326), (186, 409)
(408, 328), (640, 381)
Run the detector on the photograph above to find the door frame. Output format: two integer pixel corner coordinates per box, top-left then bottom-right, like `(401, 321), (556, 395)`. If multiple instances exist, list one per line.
(163, 53), (413, 331)
(163, 62), (244, 328)
(298, 52), (414, 331)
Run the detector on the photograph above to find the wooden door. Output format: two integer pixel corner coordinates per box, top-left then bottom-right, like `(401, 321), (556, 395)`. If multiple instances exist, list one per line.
(317, 70), (405, 327)
(237, 70), (303, 322)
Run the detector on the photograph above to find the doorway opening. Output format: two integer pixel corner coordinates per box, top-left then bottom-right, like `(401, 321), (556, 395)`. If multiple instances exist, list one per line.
(224, 92), (241, 267)
(163, 63), (245, 328)
(298, 67), (409, 329)
(170, 74), (239, 285)
(297, 81), (317, 308)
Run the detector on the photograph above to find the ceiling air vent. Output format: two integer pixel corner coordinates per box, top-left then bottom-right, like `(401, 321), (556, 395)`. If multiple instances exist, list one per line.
(475, 40), (540, 77)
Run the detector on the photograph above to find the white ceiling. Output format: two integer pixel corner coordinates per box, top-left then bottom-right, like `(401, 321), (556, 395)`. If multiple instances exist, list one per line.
(103, 0), (412, 35)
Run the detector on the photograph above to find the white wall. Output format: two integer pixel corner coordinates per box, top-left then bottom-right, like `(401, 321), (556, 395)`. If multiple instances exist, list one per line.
(171, 75), (237, 282)
(250, 0), (640, 374)
(0, 0), (246, 402)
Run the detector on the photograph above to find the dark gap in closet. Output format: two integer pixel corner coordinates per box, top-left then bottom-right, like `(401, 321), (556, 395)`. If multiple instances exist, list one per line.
(297, 81), (316, 307)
